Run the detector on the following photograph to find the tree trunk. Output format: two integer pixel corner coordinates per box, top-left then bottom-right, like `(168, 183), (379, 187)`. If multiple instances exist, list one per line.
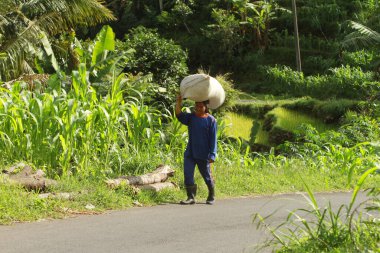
(136, 182), (176, 192)
(106, 164), (175, 189)
(292, 0), (302, 72)
(159, 0), (163, 13)
(9, 177), (57, 191)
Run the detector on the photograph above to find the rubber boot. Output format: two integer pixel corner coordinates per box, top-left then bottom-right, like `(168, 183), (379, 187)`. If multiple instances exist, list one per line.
(206, 184), (215, 205)
(180, 184), (197, 205)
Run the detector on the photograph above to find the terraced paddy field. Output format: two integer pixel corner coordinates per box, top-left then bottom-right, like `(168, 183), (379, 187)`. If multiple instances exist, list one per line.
(224, 107), (337, 146)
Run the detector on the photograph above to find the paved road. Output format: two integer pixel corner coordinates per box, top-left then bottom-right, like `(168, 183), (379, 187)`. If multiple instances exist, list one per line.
(0, 192), (369, 253)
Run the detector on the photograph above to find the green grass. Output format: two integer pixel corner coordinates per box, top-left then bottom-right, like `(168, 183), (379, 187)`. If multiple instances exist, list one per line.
(0, 182), (63, 224)
(213, 157), (378, 198)
(1, 155), (378, 224)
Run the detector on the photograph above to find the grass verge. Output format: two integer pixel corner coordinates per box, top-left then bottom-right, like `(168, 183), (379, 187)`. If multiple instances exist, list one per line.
(1, 158), (378, 225)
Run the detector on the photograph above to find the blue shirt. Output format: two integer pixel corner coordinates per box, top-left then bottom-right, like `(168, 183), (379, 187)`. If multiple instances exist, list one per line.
(177, 112), (217, 161)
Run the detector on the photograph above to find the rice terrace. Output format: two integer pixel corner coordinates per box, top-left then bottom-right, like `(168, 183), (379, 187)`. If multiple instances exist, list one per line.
(0, 0), (379, 252)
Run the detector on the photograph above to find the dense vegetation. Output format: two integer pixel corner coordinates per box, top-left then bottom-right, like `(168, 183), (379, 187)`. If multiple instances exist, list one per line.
(0, 0), (379, 251)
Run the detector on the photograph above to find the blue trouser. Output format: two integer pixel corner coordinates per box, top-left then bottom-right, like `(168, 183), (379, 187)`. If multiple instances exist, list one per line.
(184, 156), (214, 187)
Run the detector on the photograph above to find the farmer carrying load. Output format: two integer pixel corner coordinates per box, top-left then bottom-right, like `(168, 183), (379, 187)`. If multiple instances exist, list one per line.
(175, 74), (225, 205)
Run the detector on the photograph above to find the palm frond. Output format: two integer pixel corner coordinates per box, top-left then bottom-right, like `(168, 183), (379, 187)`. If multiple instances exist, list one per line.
(0, 0), (115, 81)
(22, 0), (115, 27)
(0, 0), (18, 15)
(342, 21), (380, 49)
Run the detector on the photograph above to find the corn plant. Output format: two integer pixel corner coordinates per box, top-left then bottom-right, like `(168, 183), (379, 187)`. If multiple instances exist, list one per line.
(0, 69), (169, 177)
(0, 24), (177, 177)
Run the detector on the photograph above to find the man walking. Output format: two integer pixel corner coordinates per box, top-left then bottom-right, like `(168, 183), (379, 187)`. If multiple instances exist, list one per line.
(175, 94), (217, 205)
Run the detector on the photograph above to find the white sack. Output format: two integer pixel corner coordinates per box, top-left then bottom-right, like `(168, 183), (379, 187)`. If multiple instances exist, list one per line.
(180, 74), (225, 109)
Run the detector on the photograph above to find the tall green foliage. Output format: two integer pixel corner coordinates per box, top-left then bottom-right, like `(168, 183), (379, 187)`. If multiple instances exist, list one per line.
(202, 8), (242, 63)
(0, 26), (173, 177)
(260, 65), (379, 99)
(0, 0), (115, 81)
(275, 0), (365, 37)
(74, 25), (133, 87)
(229, 0), (278, 49)
(0, 71), (169, 177)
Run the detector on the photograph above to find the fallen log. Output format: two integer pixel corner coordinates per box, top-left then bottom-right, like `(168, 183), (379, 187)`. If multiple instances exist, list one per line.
(136, 182), (177, 192)
(2, 163), (57, 191)
(38, 192), (73, 200)
(9, 177), (57, 191)
(105, 164), (175, 189)
(2, 162), (30, 174)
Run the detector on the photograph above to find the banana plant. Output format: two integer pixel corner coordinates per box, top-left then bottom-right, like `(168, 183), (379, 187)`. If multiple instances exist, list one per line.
(229, 0), (279, 49)
(74, 25), (133, 88)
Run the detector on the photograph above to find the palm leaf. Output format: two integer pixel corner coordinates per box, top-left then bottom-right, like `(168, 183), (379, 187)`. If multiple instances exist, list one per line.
(342, 21), (380, 49)
(0, 0), (115, 81)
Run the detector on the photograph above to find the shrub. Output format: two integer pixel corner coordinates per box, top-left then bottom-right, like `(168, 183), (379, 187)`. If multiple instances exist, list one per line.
(341, 50), (379, 71)
(201, 8), (243, 72)
(234, 103), (276, 119)
(303, 56), (337, 74)
(121, 26), (189, 96)
(261, 65), (379, 99)
(323, 66), (376, 98)
(268, 126), (294, 145)
(260, 65), (305, 96)
(278, 112), (380, 155)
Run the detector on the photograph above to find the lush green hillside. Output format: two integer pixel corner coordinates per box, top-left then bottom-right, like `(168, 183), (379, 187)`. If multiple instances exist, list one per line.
(0, 2), (379, 251)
